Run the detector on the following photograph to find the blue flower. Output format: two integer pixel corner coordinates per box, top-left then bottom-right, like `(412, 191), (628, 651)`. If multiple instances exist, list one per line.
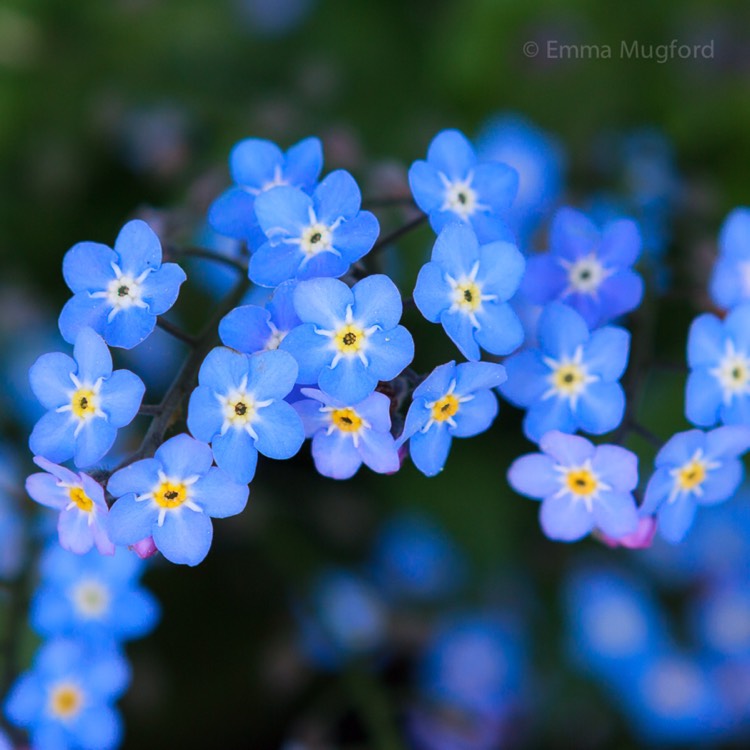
(0, 446), (26, 581)
(30, 545), (159, 643)
(29, 328), (145, 468)
(710, 208), (750, 310)
(499, 303), (629, 442)
(58, 219), (186, 349)
(248, 170), (379, 287)
(293, 388), (399, 479)
(5, 638), (129, 750)
(413, 223), (525, 361)
(219, 280), (301, 353)
(508, 431), (639, 542)
(209, 136), (323, 249)
(280, 275), (415, 403)
(686, 304), (750, 426)
(408, 128), (518, 242)
(640, 427), (750, 543)
(398, 361), (506, 477)
(26, 457), (114, 555)
(106, 433), (249, 566)
(187, 348), (304, 484)
(521, 207), (644, 329)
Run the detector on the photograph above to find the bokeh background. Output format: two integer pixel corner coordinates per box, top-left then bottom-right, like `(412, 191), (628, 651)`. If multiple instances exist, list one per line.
(3, 1), (750, 748)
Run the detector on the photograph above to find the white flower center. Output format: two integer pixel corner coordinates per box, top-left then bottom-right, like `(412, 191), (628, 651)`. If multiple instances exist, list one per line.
(90, 262), (151, 322)
(560, 253), (612, 296)
(264, 322), (287, 351)
(709, 340), (750, 404)
(439, 171), (484, 219)
(70, 579), (110, 619)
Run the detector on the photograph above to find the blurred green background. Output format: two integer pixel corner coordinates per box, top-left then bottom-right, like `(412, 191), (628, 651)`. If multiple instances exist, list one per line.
(2, 0), (750, 748)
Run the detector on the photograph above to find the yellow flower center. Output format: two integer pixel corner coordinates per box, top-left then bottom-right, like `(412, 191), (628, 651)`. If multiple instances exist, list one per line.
(71, 580), (110, 618)
(48, 683), (83, 720)
(71, 388), (97, 418)
(68, 486), (93, 513)
(552, 364), (587, 394)
(331, 408), (363, 433)
(335, 324), (365, 353)
(431, 394), (460, 422)
(454, 282), (482, 312)
(565, 468), (599, 497)
(153, 481), (188, 509)
(675, 461), (706, 492)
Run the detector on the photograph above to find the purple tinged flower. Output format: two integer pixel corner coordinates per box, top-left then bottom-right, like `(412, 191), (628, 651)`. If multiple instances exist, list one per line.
(26, 457), (114, 555)
(408, 128), (518, 242)
(413, 223), (526, 361)
(218, 280), (301, 353)
(28, 328), (145, 468)
(280, 275), (415, 404)
(106, 433), (249, 566)
(398, 361), (506, 477)
(58, 220), (186, 349)
(249, 169), (379, 287)
(709, 208), (750, 310)
(209, 136), (323, 249)
(685, 304), (750, 427)
(293, 388), (399, 479)
(640, 427), (750, 543)
(521, 207), (644, 329)
(499, 303), (629, 443)
(508, 431), (639, 542)
(187, 348), (305, 484)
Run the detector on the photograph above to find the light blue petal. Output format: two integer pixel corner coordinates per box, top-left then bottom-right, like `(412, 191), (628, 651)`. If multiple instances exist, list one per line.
(107, 493), (157, 545)
(314, 170), (361, 224)
(74, 328), (113, 382)
(426, 129), (475, 181)
(355, 391), (392, 432)
(549, 207), (599, 261)
(724, 304), (750, 352)
(296, 249), (349, 281)
(721, 394), (750, 425)
(412, 362), (456, 401)
(473, 301), (524, 356)
(507, 453), (558, 499)
(284, 136), (323, 188)
(230, 138), (284, 186)
(58, 294), (110, 345)
(279, 324), (332, 383)
(687, 313), (725, 368)
(592, 445), (638, 491)
(5, 674), (43, 726)
(211, 428), (258, 484)
(254, 185), (311, 238)
(62, 242), (117, 293)
(74, 419), (117, 467)
(253, 400), (305, 459)
(469, 212), (515, 244)
(431, 222), (480, 278)
(29, 352), (76, 410)
(155, 434), (213, 479)
(358, 429), (400, 474)
(477, 241), (525, 301)
(246, 349), (298, 399)
(519, 253), (567, 304)
(454, 361), (507, 394)
(657, 495), (697, 543)
(319, 357), (376, 404)
(103, 306), (155, 349)
(100, 370), (144, 427)
(114, 220), (162, 274)
(585, 327), (630, 380)
(57, 507), (95, 554)
(331, 211), (379, 263)
(597, 269), (644, 324)
(208, 187), (256, 239)
(640, 467), (673, 515)
(293, 277), (353, 328)
(440, 309), (480, 361)
(398, 399), (432, 445)
(540, 493), (593, 541)
(704, 426), (750, 460)
(29, 412), (76, 463)
(269, 280), (301, 330)
(450, 390), (498, 437)
(538, 302), (589, 359)
(409, 426), (452, 477)
(499, 350), (550, 407)
(719, 208), (750, 260)
(141, 263), (186, 315)
(219, 305), (272, 353)
(352, 274), (402, 330)
(413, 262), (451, 322)
(655, 430), (705, 468)
(700, 460), (743, 505)
(293, 398), (329, 436)
(198, 347), (249, 392)
(576, 381), (625, 435)
(311, 430), (362, 479)
(365, 325), (414, 381)
(74, 706), (122, 750)
(539, 430), (595, 465)
(25, 473), (69, 510)
(107, 459), (161, 496)
(524, 397), (576, 443)
(248, 241), (303, 287)
(471, 162), (518, 211)
(599, 219), (641, 266)
(593, 491), (639, 538)
(153, 509), (213, 566)
(685, 368), (722, 426)
(408, 161), (443, 213)
(191, 468), (249, 517)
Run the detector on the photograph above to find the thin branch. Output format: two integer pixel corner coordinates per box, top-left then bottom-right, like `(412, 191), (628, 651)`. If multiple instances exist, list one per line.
(362, 195), (417, 210)
(138, 404), (163, 417)
(156, 317), (198, 347)
(166, 246), (248, 274)
(369, 213), (428, 257)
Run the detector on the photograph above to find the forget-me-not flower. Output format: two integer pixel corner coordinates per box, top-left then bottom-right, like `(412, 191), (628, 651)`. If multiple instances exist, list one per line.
(58, 219), (186, 349)
(499, 303), (629, 443)
(508, 431), (640, 542)
(413, 223), (525, 360)
(29, 328), (144, 467)
(709, 208), (750, 310)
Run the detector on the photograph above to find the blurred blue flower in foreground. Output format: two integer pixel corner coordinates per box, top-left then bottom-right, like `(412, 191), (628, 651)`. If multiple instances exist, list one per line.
(500, 302), (629, 443)
(58, 220), (186, 349)
(399, 361), (506, 476)
(640, 427), (750, 543)
(710, 208), (750, 310)
(5, 638), (130, 750)
(413, 223), (525, 360)
(509, 431), (639, 542)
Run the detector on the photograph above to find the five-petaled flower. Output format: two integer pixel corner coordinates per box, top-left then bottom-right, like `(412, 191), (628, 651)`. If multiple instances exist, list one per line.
(639, 426), (750, 543)
(187, 347), (305, 484)
(106, 433), (249, 566)
(398, 361), (506, 477)
(293, 388), (400, 479)
(500, 303), (629, 443)
(521, 207), (644, 329)
(408, 128), (518, 242)
(249, 170), (379, 287)
(413, 223), (526, 361)
(29, 328), (144, 468)
(508, 431), (640, 542)
(58, 219), (187, 349)
(280, 275), (415, 404)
